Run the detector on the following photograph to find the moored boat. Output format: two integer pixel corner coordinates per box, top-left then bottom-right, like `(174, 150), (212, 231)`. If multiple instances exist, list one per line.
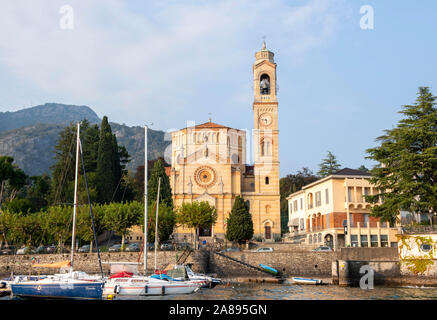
(103, 274), (200, 297)
(10, 124), (105, 300)
(292, 277), (323, 285)
(259, 264), (279, 276)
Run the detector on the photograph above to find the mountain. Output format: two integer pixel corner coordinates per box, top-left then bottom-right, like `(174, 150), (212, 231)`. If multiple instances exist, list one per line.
(0, 104), (170, 176)
(0, 103), (100, 133)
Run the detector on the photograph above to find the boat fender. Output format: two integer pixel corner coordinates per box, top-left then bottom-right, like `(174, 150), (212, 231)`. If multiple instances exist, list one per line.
(144, 285), (148, 294)
(114, 284), (120, 294)
(161, 286), (165, 296)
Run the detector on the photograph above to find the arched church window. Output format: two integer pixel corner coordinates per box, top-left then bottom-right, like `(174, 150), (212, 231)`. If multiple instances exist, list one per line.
(260, 74), (270, 95)
(265, 176), (270, 185)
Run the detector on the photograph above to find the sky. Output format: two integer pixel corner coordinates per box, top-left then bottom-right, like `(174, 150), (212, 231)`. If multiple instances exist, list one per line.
(0, 0), (436, 177)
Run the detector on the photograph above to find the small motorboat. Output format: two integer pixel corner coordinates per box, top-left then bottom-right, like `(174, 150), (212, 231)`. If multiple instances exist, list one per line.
(259, 264), (279, 276)
(292, 277), (323, 285)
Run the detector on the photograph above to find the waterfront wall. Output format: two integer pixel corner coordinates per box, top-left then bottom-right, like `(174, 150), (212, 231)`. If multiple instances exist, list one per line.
(0, 251), (197, 276)
(334, 247), (437, 287)
(210, 251), (334, 278)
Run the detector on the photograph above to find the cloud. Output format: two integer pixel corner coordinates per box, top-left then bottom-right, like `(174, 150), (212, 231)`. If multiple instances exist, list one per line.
(0, 0), (348, 129)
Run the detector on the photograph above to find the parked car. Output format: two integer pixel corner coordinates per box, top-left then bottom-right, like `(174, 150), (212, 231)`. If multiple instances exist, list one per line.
(220, 247), (241, 253)
(35, 245), (46, 254)
(160, 243), (173, 251)
(1, 246), (16, 255)
(312, 246), (333, 252)
(109, 244), (122, 252)
(78, 245), (91, 253)
(16, 246), (36, 255)
(251, 247), (273, 253)
(176, 242), (191, 250)
(125, 243), (140, 252)
(45, 245), (57, 254)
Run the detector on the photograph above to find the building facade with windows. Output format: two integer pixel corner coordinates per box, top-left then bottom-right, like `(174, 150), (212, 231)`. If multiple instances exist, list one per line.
(169, 42), (281, 242)
(287, 168), (399, 249)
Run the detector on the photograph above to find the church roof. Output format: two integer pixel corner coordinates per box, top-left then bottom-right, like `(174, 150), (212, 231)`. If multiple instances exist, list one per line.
(192, 122), (231, 129)
(181, 121), (241, 131)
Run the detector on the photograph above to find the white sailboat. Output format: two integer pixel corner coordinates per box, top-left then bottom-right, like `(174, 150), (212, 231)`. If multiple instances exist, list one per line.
(11, 123), (105, 300)
(103, 125), (201, 298)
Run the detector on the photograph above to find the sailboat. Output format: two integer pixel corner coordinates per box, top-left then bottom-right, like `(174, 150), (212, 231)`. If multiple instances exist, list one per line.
(102, 126), (201, 297)
(10, 123), (105, 300)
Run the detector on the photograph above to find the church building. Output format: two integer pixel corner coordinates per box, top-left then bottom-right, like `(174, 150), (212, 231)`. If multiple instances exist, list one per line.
(169, 42), (281, 242)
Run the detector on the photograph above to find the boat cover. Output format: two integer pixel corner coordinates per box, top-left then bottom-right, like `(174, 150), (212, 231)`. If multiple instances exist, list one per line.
(32, 260), (71, 268)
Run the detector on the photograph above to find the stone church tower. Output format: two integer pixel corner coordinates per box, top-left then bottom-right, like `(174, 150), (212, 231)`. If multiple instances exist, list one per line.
(170, 42), (281, 242)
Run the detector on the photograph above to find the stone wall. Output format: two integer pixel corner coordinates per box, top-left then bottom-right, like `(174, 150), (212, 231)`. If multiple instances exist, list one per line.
(0, 251), (199, 277)
(210, 251), (334, 278)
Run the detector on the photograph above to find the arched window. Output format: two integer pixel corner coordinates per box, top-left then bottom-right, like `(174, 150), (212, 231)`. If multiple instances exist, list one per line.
(265, 176), (270, 185)
(265, 205), (271, 214)
(308, 193), (314, 209)
(260, 74), (270, 95)
(260, 138), (272, 156)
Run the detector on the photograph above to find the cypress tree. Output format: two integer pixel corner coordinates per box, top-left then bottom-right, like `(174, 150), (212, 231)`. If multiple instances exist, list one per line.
(147, 159), (173, 207)
(226, 196), (254, 244)
(96, 116), (118, 203)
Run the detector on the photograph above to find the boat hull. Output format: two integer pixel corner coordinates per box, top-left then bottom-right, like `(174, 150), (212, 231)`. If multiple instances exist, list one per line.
(104, 279), (200, 296)
(259, 264), (279, 275)
(11, 282), (104, 300)
(292, 277), (322, 285)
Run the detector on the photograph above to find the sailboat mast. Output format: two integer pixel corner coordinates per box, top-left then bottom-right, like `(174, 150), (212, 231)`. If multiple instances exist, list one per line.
(144, 125), (148, 275)
(70, 122), (80, 273)
(154, 177), (161, 272)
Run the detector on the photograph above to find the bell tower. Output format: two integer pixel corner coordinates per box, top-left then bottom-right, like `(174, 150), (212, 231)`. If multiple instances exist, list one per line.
(251, 41), (280, 240)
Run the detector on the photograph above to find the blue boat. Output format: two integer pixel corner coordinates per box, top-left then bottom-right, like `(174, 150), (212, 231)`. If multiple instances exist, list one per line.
(10, 277), (104, 300)
(10, 124), (105, 300)
(259, 264), (279, 275)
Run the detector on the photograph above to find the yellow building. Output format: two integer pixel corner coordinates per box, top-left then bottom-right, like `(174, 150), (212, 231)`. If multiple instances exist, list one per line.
(169, 42), (281, 242)
(287, 168), (399, 249)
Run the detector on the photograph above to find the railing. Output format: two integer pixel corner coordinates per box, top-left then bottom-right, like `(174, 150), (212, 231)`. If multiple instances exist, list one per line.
(402, 225), (437, 234)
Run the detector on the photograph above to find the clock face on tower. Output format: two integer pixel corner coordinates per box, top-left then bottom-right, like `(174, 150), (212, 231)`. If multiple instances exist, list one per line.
(259, 113), (272, 127)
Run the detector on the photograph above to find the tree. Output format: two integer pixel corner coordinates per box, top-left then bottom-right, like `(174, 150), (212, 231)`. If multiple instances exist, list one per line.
(357, 165), (370, 173)
(77, 203), (105, 252)
(51, 120), (99, 205)
(225, 196), (254, 244)
(147, 159), (173, 208)
(44, 206), (72, 252)
(96, 117), (119, 203)
(0, 156), (15, 205)
(366, 87), (437, 224)
(26, 174), (52, 212)
(138, 203), (176, 244)
(103, 202), (141, 250)
(176, 201), (217, 250)
(0, 156), (27, 206)
(317, 151), (341, 177)
(279, 167), (318, 234)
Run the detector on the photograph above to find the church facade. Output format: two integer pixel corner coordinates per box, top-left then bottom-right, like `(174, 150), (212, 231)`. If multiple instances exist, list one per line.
(169, 43), (281, 242)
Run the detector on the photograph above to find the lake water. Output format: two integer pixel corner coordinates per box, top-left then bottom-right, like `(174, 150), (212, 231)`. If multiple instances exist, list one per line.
(3, 283), (437, 300)
(112, 283), (437, 300)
